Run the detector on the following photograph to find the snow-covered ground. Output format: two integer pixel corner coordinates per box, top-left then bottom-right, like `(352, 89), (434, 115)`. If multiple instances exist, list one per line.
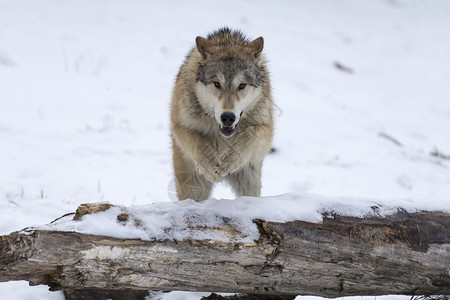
(1, 0), (449, 299)
(37, 193), (450, 244)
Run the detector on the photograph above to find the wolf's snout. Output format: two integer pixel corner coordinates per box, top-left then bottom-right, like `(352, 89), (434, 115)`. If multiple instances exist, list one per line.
(219, 112), (237, 137)
(220, 112), (236, 127)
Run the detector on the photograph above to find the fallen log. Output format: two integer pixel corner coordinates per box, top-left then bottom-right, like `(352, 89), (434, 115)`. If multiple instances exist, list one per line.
(0, 196), (449, 299)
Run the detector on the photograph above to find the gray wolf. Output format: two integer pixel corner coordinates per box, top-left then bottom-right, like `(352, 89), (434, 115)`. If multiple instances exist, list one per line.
(170, 28), (273, 201)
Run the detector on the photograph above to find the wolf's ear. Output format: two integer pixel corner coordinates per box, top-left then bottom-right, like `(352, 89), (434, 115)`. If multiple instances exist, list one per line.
(246, 37), (264, 57)
(196, 36), (213, 59)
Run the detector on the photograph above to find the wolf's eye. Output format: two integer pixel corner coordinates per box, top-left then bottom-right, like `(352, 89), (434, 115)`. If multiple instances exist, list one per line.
(238, 83), (247, 90)
(213, 81), (221, 89)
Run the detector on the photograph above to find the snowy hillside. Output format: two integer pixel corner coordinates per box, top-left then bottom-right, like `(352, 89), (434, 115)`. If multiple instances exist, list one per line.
(1, 0), (450, 299)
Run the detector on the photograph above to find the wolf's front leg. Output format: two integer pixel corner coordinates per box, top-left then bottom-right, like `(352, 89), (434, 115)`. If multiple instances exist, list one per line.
(171, 124), (222, 183)
(225, 161), (262, 197)
(173, 143), (214, 201)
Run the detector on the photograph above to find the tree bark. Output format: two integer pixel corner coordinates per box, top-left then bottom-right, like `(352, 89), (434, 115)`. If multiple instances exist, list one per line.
(0, 206), (449, 299)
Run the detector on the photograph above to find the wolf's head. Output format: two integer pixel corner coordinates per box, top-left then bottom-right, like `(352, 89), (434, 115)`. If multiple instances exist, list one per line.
(194, 29), (266, 138)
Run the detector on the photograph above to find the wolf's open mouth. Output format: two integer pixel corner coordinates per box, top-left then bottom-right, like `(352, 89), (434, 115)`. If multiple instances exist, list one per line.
(219, 125), (236, 137)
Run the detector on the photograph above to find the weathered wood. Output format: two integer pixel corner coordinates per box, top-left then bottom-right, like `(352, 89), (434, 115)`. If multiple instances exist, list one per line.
(0, 209), (449, 298)
(62, 291), (296, 300)
(201, 293), (296, 300)
(63, 289), (151, 300)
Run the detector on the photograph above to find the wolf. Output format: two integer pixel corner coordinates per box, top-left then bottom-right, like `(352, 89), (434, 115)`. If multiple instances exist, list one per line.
(170, 28), (273, 201)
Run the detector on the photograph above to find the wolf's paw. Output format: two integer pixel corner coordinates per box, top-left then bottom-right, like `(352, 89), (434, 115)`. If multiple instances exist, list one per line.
(197, 165), (222, 182)
(206, 171), (223, 183)
(215, 149), (242, 177)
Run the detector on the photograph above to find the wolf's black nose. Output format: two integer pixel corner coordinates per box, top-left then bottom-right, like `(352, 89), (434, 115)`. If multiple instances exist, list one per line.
(220, 112), (236, 127)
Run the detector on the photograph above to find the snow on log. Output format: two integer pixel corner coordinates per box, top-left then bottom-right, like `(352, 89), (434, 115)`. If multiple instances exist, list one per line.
(0, 194), (449, 299)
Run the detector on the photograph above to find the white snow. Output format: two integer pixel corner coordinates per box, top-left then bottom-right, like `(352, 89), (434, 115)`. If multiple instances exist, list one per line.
(36, 193), (450, 244)
(1, 0), (450, 299)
